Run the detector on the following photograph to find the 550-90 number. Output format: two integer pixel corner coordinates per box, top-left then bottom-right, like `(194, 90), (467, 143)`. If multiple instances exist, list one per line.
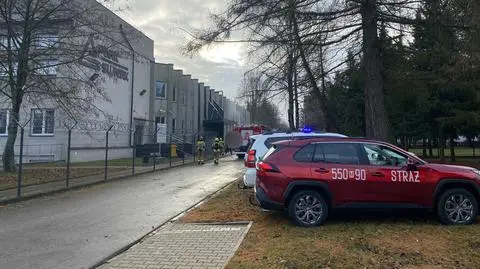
(331, 168), (366, 181)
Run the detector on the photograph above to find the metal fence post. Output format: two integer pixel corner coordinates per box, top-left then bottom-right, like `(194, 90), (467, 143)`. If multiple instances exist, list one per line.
(66, 129), (72, 187)
(193, 135), (196, 164)
(131, 129), (136, 176)
(17, 127), (24, 198)
(182, 134), (186, 164)
(169, 134), (172, 167)
(64, 119), (77, 188)
(153, 128), (158, 171)
(104, 125), (113, 181)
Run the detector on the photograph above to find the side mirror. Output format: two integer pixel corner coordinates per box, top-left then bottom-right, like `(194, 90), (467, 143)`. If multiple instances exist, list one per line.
(406, 157), (417, 171)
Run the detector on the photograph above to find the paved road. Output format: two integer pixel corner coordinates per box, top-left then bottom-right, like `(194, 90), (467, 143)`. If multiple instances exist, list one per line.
(0, 158), (243, 269)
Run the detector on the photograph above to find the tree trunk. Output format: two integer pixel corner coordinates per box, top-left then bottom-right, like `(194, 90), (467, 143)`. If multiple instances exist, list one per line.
(422, 138), (427, 157)
(2, 104), (20, 172)
(319, 46), (331, 132)
(439, 128), (445, 162)
(360, 0), (390, 141)
(294, 59), (300, 129)
(287, 50), (295, 131)
(428, 137), (433, 157)
(450, 136), (456, 163)
(289, 5), (335, 132)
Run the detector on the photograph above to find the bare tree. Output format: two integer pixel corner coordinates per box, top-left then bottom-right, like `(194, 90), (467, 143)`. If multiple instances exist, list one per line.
(185, 0), (429, 141)
(237, 71), (267, 123)
(0, 0), (136, 171)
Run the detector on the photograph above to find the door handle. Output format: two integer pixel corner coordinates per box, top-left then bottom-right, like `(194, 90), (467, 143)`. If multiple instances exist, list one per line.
(314, 168), (329, 174)
(371, 172), (385, 177)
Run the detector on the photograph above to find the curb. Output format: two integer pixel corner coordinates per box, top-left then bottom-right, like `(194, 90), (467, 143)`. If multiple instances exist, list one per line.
(90, 177), (241, 269)
(222, 221), (253, 269)
(0, 159), (200, 205)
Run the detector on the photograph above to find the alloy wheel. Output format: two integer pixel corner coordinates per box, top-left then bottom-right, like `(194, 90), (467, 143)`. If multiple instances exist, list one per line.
(294, 194), (324, 225)
(444, 194), (474, 224)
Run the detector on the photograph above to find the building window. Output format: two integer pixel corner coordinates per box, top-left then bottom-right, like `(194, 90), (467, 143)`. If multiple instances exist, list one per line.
(172, 87), (176, 102)
(155, 116), (166, 124)
(0, 109), (10, 135)
(155, 81), (166, 98)
(172, 119), (176, 133)
(181, 120), (184, 129)
(181, 92), (185, 105)
(35, 35), (58, 49)
(31, 109), (55, 135)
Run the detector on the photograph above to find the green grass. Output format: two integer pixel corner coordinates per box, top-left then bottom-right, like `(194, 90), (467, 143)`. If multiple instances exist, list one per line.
(0, 167), (125, 190)
(71, 158), (145, 167)
(409, 147), (479, 158)
(182, 179), (480, 269)
(22, 156), (191, 168)
(23, 158), (144, 168)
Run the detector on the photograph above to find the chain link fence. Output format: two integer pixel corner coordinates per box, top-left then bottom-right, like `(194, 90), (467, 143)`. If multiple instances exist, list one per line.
(0, 117), (220, 201)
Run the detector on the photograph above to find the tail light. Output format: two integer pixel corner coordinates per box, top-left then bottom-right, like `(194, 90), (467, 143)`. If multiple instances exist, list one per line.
(245, 149), (256, 168)
(256, 161), (279, 173)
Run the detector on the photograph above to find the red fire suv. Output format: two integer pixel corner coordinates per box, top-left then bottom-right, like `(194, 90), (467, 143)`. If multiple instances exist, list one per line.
(255, 137), (480, 226)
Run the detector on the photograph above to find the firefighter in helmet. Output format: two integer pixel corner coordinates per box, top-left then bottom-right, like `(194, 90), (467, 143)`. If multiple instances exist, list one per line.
(196, 136), (206, 164)
(212, 137), (221, 164)
(218, 137), (225, 156)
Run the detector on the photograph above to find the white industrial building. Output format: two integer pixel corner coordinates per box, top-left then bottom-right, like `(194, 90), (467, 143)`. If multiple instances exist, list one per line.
(0, 0), (249, 164)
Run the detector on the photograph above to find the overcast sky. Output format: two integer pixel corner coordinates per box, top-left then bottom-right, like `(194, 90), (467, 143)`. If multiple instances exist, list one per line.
(115, 0), (247, 101)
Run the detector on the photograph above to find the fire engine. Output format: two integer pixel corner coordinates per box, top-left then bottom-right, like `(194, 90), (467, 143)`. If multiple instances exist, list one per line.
(232, 124), (269, 159)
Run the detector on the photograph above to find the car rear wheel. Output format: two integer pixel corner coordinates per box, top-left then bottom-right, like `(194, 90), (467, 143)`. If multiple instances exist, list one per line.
(437, 188), (478, 225)
(288, 190), (328, 227)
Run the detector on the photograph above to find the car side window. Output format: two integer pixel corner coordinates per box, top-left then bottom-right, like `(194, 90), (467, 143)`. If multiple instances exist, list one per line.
(362, 143), (408, 167)
(294, 144), (315, 163)
(264, 137), (289, 148)
(313, 144), (325, 162)
(320, 143), (361, 165)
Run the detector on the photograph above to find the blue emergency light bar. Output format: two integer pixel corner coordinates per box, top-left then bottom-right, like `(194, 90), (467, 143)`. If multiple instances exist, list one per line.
(301, 126), (313, 133)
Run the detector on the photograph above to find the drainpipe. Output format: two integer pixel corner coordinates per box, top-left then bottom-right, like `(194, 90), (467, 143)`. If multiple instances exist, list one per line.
(120, 24), (135, 147)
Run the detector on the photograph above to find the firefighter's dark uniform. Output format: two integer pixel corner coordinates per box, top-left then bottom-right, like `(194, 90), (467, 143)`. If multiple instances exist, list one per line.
(212, 138), (221, 164)
(197, 138), (205, 164)
(219, 138), (225, 156)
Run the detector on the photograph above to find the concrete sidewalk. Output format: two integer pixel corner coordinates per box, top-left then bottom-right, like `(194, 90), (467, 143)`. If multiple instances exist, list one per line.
(98, 222), (252, 269)
(0, 158), (194, 203)
(0, 158), (244, 269)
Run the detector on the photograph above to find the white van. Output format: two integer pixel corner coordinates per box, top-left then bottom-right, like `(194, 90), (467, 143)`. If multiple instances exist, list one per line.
(242, 131), (347, 187)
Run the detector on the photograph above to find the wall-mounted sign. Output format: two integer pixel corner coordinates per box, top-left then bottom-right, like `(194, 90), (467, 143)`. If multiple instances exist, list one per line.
(80, 34), (129, 81)
(156, 123), (167, 143)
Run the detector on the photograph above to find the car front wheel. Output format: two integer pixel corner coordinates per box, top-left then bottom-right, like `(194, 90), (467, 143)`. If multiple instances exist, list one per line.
(437, 188), (478, 225)
(288, 190), (328, 227)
